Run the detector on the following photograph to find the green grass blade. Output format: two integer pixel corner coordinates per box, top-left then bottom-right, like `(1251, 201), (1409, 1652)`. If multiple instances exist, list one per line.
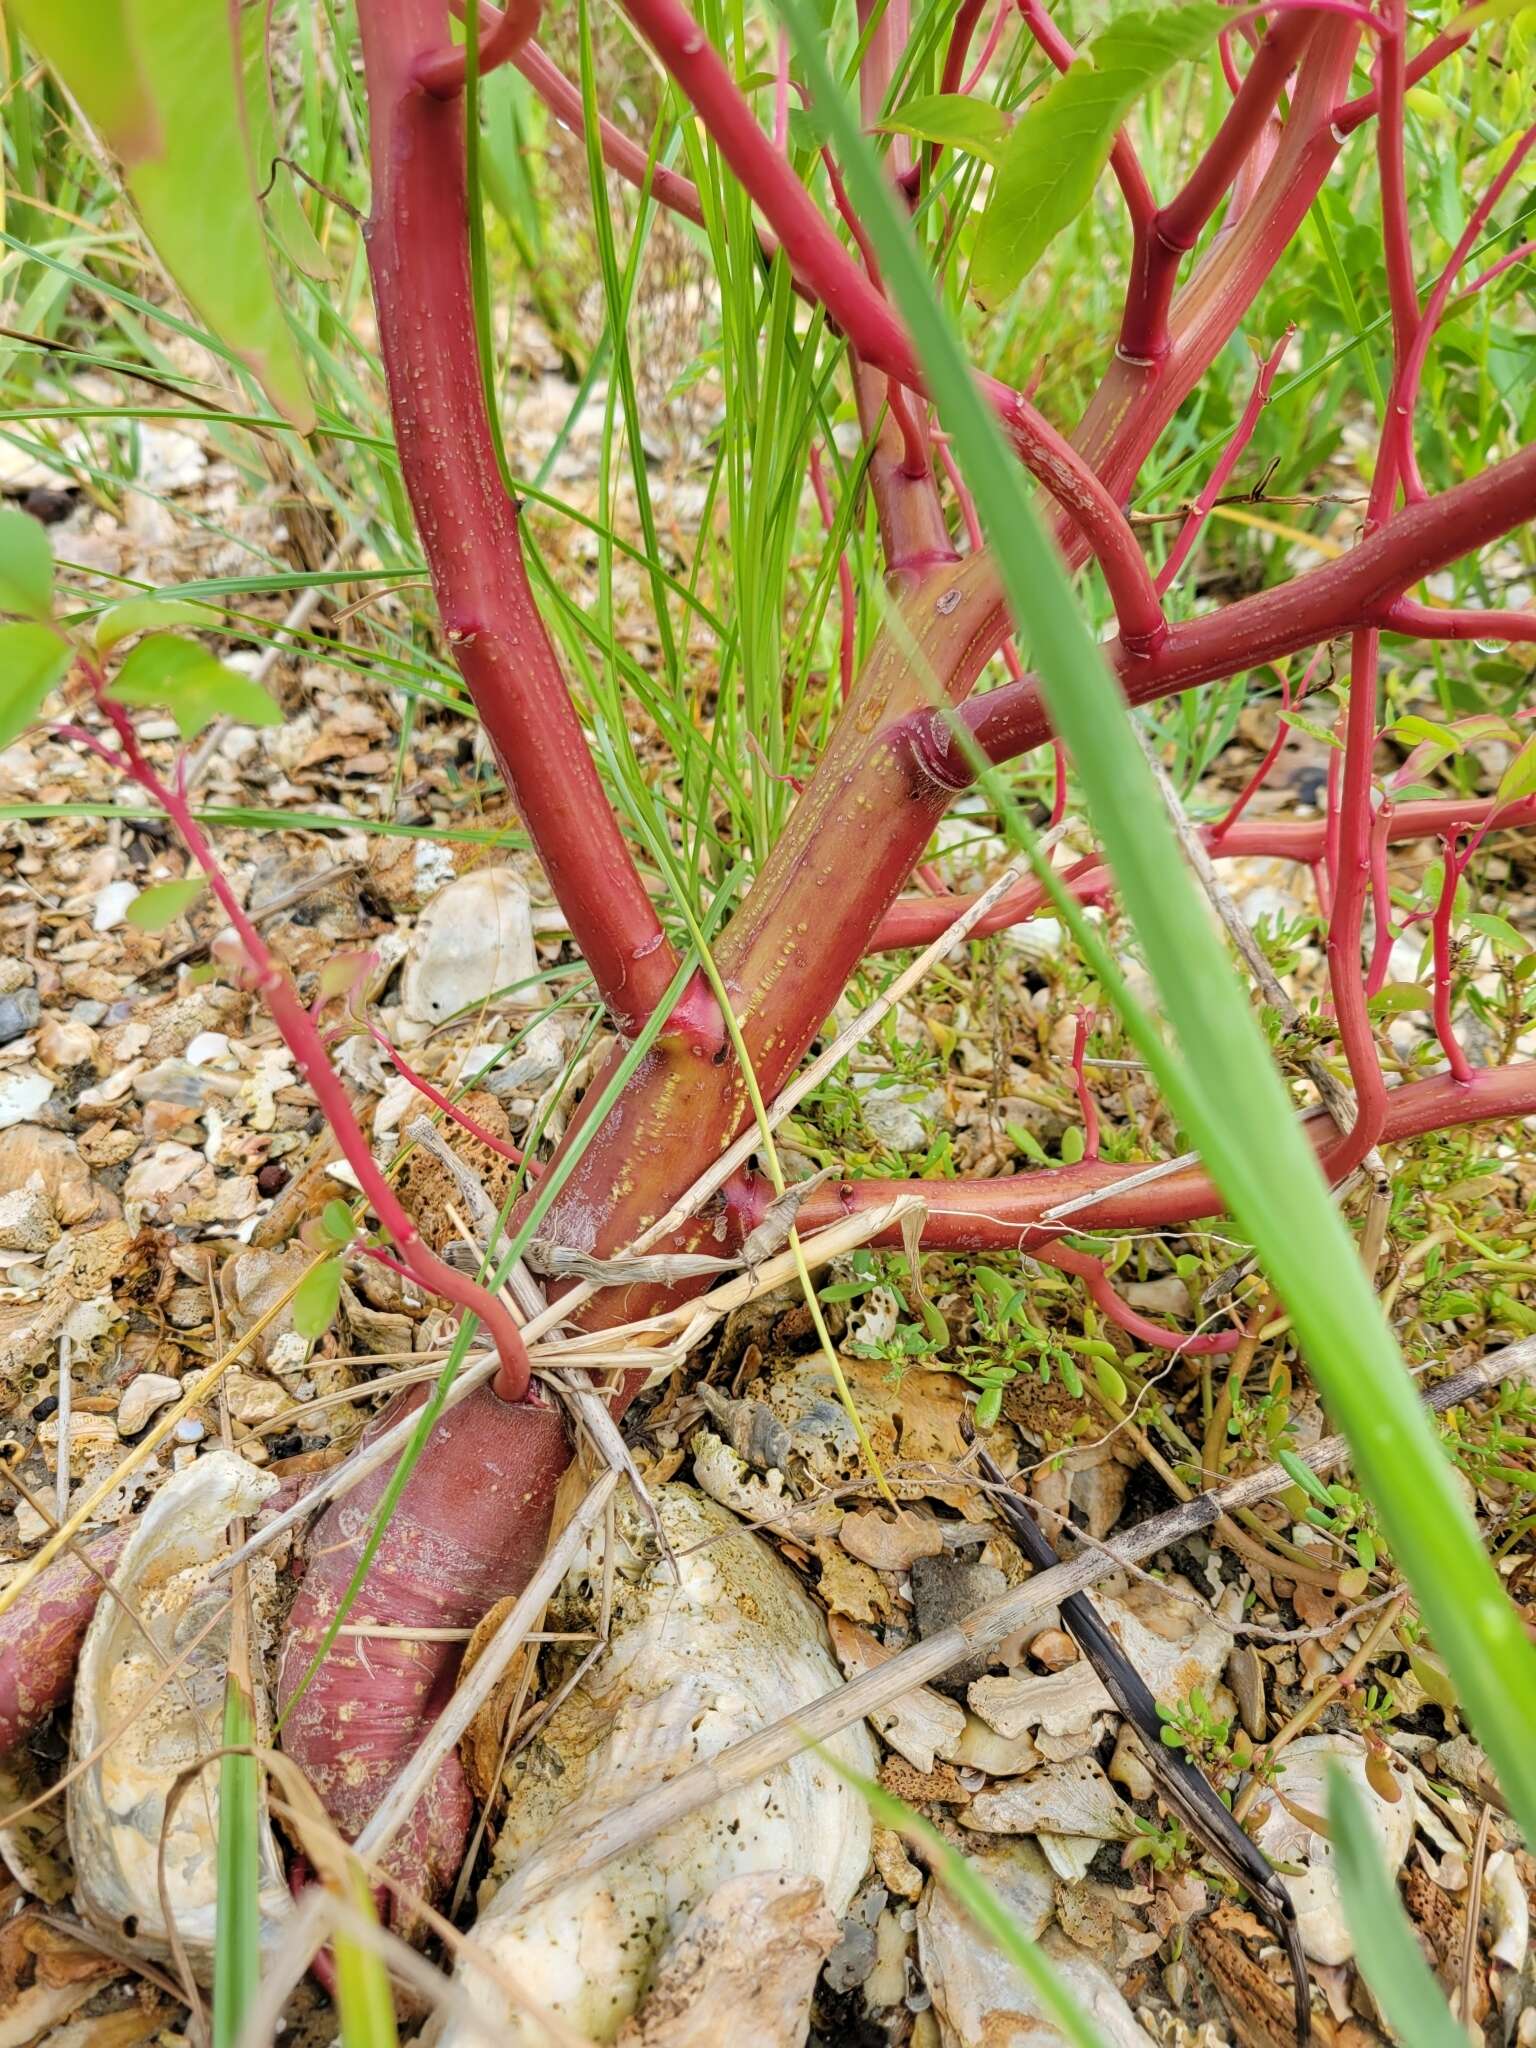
(332, 1867), (401, 2048)
(213, 1674), (261, 2048)
(1326, 1763), (1466, 2048)
(775, 0), (1536, 1846)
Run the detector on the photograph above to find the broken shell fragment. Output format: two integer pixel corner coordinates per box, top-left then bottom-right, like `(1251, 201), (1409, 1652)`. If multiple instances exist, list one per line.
(1248, 1733), (1417, 1966)
(445, 1486), (875, 2046)
(614, 1871), (839, 2048)
(68, 1451), (290, 1966)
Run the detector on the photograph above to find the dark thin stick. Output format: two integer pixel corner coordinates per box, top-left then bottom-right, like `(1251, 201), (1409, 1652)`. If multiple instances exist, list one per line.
(966, 1422), (1311, 2044)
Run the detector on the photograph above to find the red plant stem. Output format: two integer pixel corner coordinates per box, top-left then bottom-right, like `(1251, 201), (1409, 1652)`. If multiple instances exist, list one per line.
(1380, 598), (1536, 642)
(1366, 799), (1396, 997)
(961, 3), (1012, 91)
(1208, 645), (1324, 843)
(1118, 16), (1313, 364)
(1334, 20), (1474, 133)
(1374, 0), (1420, 386)
(1155, 327), (1290, 594)
(362, 1020), (532, 1170)
(917, 437), (1536, 784)
(927, 0), (989, 179)
(809, 443), (858, 700)
(1014, 0), (1156, 233)
(790, 1061), (1536, 1251)
(867, 795), (1536, 952)
(1075, 22), (1359, 507)
(416, 0), (537, 98)
(616, 0), (1168, 652)
(512, 42), (708, 230)
(1036, 1241), (1239, 1354)
(853, 363), (957, 584)
(1429, 835), (1474, 1083)
(1322, 629), (1390, 1171)
(85, 689), (534, 1401)
(1070, 1007), (1100, 1159)
(1464, 237), (1536, 299)
(1389, 124), (1536, 503)
(360, 0), (689, 1044)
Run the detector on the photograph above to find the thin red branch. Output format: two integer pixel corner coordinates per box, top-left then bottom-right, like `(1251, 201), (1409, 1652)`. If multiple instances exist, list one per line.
(791, 1061), (1536, 1252)
(1156, 327), (1290, 595)
(1429, 835), (1474, 1083)
(1334, 19), (1474, 133)
(416, 0), (538, 99)
(1119, 16), (1313, 364)
(1389, 123), (1536, 503)
(913, 438), (1536, 785)
(85, 685), (533, 1400)
(868, 794), (1536, 952)
(512, 42), (709, 230)
(362, 1020), (534, 1170)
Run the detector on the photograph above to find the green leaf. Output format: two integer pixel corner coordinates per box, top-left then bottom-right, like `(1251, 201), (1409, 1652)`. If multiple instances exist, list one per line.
(213, 1675), (261, 2048)
(292, 1257), (343, 1341)
(125, 876), (207, 932)
(972, 2), (1227, 303)
(1327, 1763), (1466, 2048)
(0, 507), (55, 621)
(1496, 733), (1536, 807)
(0, 624), (71, 748)
(1367, 980), (1431, 1016)
(12, 0), (314, 429)
(880, 92), (1009, 165)
(95, 596), (212, 651)
(321, 1199), (357, 1246)
(1389, 713), (1464, 753)
(974, 1383), (1003, 1429)
(110, 634), (281, 739)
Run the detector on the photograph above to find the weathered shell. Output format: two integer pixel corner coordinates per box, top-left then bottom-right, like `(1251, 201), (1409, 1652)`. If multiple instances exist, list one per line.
(399, 866), (537, 1027)
(1249, 1732), (1417, 1965)
(68, 1452), (290, 1966)
(446, 1485), (876, 2046)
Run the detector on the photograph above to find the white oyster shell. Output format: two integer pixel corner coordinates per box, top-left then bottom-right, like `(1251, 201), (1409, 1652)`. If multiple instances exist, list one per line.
(67, 1451), (290, 1966)
(447, 1485), (876, 2046)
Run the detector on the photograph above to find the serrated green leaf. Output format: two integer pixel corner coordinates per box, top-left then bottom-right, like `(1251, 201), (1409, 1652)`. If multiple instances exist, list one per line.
(0, 624), (71, 749)
(1496, 733), (1536, 807)
(125, 876), (207, 932)
(0, 507), (54, 621)
(292, 1257), (343, 1341)
(12, 0), (314, 429)
(880, 92), (1009, 165)
(972, 2), (1227, 303)
(110, 634), (281, 739)
(95, 596), (212, 651)
(321, 1200), (356, 1246)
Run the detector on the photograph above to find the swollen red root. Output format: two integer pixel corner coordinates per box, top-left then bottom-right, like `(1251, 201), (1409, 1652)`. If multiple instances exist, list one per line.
(0, 1528), (127, 1755)
(275, 1382), (572, 1905)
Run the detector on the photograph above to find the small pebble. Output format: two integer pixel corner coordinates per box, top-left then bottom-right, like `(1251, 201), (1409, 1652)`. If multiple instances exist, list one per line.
(174, 1416), (205, 1445)
(256, 1161), (290, 1197)
(0, 989), (40, 1046)
(267, 1431), (303, 1459)
(30, 1392), (58, 1421)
